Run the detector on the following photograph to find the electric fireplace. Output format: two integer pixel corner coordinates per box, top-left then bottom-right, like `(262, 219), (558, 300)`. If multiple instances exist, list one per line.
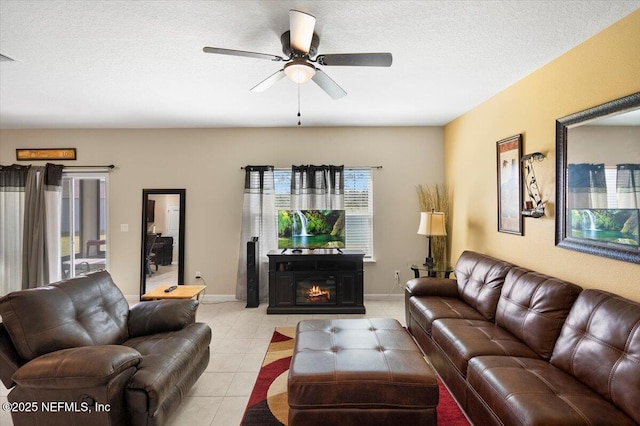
(296, 277), (337, 305)
(267, 250), (365, 314)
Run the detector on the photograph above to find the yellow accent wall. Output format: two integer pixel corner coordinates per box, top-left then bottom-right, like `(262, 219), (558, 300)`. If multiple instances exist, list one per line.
(444, 10), (640, 301)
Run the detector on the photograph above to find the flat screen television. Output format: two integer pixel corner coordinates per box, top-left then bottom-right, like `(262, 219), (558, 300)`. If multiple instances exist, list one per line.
(278, 210), (346, 250)
(569, 208), (639, 247)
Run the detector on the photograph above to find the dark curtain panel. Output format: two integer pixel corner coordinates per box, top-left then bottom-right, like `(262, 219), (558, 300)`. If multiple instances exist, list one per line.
(616, 163), (640, 208)
(236, 166), (276, 301)
(567, 163), (607, 208)
(0, 164), (29, 188)
(0, 165), (30, 295)
(290, 165), (344, 209)
(23, 163), (64, 288)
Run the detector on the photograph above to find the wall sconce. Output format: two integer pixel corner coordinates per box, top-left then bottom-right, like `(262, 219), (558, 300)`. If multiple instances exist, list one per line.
(521, 152), (546, 218)
(417, 209), (447, 266)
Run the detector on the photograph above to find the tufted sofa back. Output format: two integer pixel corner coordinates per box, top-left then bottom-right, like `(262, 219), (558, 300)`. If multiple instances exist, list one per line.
(550, 289), (640, 424)
(454, 251), (512, 322)
(0, 271), (130, 361)
(495, 267), (582, 359)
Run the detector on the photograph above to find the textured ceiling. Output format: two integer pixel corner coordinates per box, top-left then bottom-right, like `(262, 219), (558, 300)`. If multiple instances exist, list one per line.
(0, 0), (638, 129)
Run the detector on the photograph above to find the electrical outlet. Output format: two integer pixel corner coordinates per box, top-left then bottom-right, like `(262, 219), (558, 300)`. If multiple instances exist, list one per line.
(195, 271), (201, 279)
(394, 270), (400, 279)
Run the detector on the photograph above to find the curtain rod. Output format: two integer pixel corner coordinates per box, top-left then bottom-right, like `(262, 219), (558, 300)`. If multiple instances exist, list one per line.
(62, 164), (115, 172)
(240, 165), (383, 170)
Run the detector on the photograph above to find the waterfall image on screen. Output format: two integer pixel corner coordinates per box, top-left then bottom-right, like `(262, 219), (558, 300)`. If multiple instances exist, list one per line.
(278, 210), (346, 249)
(570, 209), (639, 247)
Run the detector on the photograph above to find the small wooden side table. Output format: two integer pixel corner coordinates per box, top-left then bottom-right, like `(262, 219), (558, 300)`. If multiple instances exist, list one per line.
(141, 285), (206, 302)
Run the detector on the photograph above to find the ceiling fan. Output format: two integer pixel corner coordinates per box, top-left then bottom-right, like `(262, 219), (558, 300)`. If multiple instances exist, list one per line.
(203, 9), (392, 100)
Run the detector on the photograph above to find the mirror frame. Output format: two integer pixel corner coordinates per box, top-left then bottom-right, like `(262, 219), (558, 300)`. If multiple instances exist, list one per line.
(555, 91), (640, 264)
(140, 189), (186, 297)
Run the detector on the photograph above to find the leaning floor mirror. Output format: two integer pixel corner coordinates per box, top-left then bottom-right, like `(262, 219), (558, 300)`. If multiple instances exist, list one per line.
(555, 92), (640, 263)
(140, 189), (186, 298)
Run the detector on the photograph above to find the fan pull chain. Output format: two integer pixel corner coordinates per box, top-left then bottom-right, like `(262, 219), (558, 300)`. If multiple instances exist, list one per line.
(297, 84), (301, 126)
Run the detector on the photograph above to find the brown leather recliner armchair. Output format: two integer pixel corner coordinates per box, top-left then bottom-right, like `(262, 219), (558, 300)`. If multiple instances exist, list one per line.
(0, 271), (211, 426)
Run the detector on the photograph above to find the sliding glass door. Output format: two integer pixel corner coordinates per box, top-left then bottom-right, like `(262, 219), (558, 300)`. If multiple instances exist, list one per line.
(61, 173), (108, 278)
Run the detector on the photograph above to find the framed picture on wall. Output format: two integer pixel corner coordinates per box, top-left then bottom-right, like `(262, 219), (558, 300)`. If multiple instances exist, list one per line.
(496, 134), (523, 235)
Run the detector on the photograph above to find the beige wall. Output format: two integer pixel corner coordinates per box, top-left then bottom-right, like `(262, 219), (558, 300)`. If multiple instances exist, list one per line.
(0, 127), (444, 297)
(568, 125), (640, 164)
(444, 10), (640, 301)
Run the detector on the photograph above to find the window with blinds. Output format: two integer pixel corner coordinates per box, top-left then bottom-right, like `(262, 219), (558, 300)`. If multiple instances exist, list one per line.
(274, 168), (374, 258)
(605, 166), (617, 208)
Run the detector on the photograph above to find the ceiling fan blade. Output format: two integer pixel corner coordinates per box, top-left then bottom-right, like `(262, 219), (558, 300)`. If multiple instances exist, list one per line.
(317, 53), (393, 67)
(0, 53), (15, 62)
(289, 10), (316, 54)
(250, 69), (286, 92)
(203, 46), (284, 62)
(311, 69), (347, 100)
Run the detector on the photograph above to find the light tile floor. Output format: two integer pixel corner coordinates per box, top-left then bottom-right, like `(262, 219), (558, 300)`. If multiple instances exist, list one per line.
(0, 296), (405, 426)
(145, 263), (179, 292)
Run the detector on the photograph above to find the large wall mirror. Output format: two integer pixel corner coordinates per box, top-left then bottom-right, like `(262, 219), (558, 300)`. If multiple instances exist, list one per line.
(140, 189), (186, 297)
(556, 92), (640, 263)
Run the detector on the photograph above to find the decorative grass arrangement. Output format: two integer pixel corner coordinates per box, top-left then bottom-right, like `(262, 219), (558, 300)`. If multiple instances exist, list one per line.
(417, 184), (450, 265)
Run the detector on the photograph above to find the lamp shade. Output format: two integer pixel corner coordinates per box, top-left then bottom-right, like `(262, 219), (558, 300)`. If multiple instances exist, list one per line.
(417, 211), (447, 236)
(284, 61), (316, 84)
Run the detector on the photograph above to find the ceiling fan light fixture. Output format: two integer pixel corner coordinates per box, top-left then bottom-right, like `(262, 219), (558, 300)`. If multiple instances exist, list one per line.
(284, 61), (316, 84)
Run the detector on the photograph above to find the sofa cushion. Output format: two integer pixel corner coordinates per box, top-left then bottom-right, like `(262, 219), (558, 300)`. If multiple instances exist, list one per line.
(550, 289), (640, 424)
(124, 322), (211, 415)
(454, 251), (512, 322)
(467, 356), (637, 426)
(432, 319), (540, 377)
(0, 271), (130, 361)
(408, 296), (487, 335)
(494, 267), (582, 359)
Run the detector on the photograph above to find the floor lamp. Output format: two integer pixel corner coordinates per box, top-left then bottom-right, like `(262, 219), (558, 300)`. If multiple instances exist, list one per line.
(417, 210), (447, 267)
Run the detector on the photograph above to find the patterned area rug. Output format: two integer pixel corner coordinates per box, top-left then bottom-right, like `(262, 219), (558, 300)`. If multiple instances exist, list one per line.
(241, 327), (470, 425)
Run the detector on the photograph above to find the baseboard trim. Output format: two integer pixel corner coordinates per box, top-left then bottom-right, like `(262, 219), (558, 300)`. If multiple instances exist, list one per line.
(127, 293), (403, 304)
(365, 293), (404, 300)
(201, 294), (236, 302)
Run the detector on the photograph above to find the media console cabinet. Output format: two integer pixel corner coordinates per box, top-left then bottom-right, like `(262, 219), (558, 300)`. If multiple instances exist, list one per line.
(267, 250), (365, 314)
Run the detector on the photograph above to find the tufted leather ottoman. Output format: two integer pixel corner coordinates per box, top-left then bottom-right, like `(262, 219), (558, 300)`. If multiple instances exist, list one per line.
(288, 318), (438, 426)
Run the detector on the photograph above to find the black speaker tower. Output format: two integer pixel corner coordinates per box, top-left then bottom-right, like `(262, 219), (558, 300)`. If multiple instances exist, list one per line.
(246, 237), (259, 308)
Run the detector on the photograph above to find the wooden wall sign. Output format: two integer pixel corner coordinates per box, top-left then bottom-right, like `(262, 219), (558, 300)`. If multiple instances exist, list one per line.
(16, 148), (76, 161)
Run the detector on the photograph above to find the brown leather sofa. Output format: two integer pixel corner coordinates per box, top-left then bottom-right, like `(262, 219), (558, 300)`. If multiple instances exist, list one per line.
(0, 270), (211, 426)
(405, 250), (640, 426)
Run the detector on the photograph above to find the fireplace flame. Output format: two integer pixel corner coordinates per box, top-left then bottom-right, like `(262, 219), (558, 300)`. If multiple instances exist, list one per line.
(307, 285), (331, 301)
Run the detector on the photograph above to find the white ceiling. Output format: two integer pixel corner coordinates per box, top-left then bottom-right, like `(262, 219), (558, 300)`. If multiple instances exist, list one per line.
(0, 0), (638, 129)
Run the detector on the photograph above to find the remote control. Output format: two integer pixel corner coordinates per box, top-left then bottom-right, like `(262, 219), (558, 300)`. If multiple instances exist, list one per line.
(164, 285), (178, 293)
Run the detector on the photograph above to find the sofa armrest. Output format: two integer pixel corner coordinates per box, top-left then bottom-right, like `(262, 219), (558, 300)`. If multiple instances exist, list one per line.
(406, 277), (459, 297)
(0, 324), (24, 388)
(128, 299), (198, 338)
(13, 345), (141, 389)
